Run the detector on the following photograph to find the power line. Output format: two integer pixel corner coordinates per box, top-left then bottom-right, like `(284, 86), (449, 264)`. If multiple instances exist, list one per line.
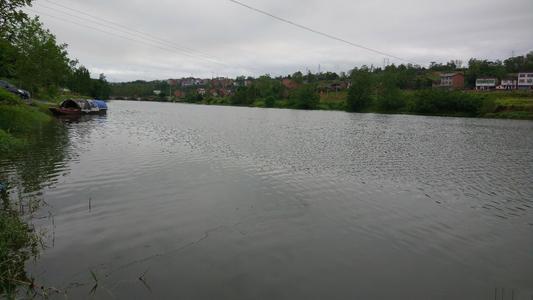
(42, 0), (220, 62)
(34, 3), (226, 67)
(31, 2), (278, 77)
(26, 8), (223, 68)
(228, 0), (419, 65)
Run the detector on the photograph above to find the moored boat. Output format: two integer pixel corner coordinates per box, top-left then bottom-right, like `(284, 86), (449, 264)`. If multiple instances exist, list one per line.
(49, 99), (108, 115)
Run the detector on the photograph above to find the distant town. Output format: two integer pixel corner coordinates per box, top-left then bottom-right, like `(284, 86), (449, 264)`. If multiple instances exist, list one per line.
(109, 53), (533, 102)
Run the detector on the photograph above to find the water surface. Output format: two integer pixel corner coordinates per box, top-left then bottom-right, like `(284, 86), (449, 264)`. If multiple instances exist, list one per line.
(3, 101), (533, 299)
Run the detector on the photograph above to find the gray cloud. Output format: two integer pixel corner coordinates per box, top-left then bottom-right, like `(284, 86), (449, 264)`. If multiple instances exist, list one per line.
(26, 0), (533, 81)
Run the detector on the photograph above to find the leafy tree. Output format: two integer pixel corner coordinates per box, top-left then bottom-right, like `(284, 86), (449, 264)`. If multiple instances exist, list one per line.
(289, 84), (319, 109)
(0, 0), (33, 40)
(254, 75), (282, 99)
(264, 95), (275, 108)
(0, 38), (17, 78)
(90, 73), (111, 99)
(67, 66), (92, 95)
(11, 17), (71, 93)
(504, 52), (533, 73)
(376, 73), (403, 111)
(230, 86), (258, 106)
(292, 71), (303, 84)
(347, 69), (373, 112)
(465, 59), (506, 88)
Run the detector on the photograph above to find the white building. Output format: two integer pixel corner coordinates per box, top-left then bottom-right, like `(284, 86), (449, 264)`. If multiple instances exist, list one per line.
(475, 78), (498, 90)
(518, 72), (533, 89)
(498, 78), (517, 90)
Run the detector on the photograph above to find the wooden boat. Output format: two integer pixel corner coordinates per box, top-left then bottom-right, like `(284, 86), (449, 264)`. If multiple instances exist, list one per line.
(49, 99), (108, 115)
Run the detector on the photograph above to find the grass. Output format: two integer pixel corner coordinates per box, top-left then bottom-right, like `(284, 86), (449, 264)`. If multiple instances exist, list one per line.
(0, 89), (55, 158)
(487, 95), (533, 119)
(0, 206), (40, 298)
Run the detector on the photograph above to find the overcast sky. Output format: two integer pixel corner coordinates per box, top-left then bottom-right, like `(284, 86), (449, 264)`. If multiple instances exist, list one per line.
(25, 0), (533, 82)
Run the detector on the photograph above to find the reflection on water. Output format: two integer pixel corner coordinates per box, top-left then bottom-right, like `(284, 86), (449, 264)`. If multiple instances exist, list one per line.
(2, 101), (532, 299)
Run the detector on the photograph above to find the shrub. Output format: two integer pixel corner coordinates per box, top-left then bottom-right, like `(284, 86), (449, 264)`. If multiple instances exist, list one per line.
(0, 89), (22, 105)
(0, 105), (51, 136)
(289, 85), (319, 109)
(264, 96), (276, 108)
(347, 70), (374, 112)
(408, 89), (484, 116)
(0, 208), (39, 297)
(376, 74), (404, 112)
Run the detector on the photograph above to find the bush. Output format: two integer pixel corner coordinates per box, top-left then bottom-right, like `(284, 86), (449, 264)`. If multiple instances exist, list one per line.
(376, 74), (404, 112)
(0, 105), (51, 136)
(264, 96), (276, 108)
(408, 89), (484, 116)
(0, 129), (24, 154)
(0, 209), (39, 297)
(347, 70), (374, 112)
(289, 85), (319, 109)
(0, 89), (22, 105)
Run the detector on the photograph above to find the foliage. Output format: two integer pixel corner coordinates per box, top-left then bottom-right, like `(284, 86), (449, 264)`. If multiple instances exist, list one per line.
(0, 129), (24, 154)
(0, 88), (22, 105)
(503, 52), (533, 73)
(9, 18), (71, 94)
(230, 86), (258, 106)
(407, 89), (485, 116)
(376, 73), (404, 112)
(0, 207), (39, 298)
(0, 17), (110, 100)
(264, 95), (276, 108)
(254, 75), (283, 99)
(0, 0), (33, 40)
(289, 85), (319, 109)
(184, 91), (203, 103)
(347, 69), (374, 112)
(0, 104), (51, 136)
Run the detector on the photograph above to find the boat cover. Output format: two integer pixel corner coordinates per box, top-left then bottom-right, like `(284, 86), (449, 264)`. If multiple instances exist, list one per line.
(93, 100), (108, 110)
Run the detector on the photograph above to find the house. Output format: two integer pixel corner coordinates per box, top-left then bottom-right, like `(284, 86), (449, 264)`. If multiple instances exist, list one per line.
(197, 88), (206, 96)
(281, 78), (300, 90)
(211, 77), (234, 89)
(498, 77), (518, 90)
(476, 78), (498, 90)
(437, 72), (464, 89)
(181, 78), (196, 87)
(517, 72), (533, 89)
(174, 90), (185, 98)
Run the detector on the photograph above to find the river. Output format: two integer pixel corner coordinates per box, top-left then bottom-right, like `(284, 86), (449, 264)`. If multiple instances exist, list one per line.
(2, 101), (533, 299)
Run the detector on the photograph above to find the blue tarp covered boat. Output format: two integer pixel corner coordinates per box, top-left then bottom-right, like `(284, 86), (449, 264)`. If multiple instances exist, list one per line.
(49, 99), (108, 115)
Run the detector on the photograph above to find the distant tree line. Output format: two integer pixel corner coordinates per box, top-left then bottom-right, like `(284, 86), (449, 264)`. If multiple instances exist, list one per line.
(0, 2), (110, 100)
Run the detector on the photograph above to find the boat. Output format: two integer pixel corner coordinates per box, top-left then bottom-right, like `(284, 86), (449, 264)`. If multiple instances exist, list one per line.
(49, 99), (108, 115)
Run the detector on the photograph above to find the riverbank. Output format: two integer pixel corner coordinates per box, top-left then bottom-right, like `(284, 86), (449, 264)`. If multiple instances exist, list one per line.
(126, 90), (533, 120)
(0, 90), (54, 155)
(0, 90), (59, 297)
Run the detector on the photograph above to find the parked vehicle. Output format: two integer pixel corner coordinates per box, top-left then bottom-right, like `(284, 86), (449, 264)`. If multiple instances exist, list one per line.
(0, 80), (31, 99)
(49, 99), (108, 115)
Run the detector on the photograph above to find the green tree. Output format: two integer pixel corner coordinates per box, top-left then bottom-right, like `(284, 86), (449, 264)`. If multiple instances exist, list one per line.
(11, 17), (71, 94)
(0, 0), (33, 40)
(67, 66), (92, 95)
(347, 69), (373, 112)
(376, 73), (404, 112)
(289, 84), (319, 109)
(90, 73), (111, 99)
(292, 71), (303, 84)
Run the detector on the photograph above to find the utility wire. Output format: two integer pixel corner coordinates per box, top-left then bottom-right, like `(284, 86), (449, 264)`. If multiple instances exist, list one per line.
(26, 8), (221, 66)
(34, 2), (226, 66)
(228, 0), (419, 65)
(33, 1), (277, 76)
(42, 0), (221, 63)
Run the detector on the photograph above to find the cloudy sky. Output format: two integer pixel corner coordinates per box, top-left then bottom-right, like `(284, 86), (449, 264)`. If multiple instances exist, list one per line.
(25, 0), (533, 82)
